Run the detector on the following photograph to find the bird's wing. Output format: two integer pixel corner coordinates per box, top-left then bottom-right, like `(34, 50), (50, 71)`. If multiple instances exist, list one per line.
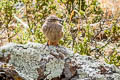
(42, 23), (48, 34)
(56, 23), (63, 32)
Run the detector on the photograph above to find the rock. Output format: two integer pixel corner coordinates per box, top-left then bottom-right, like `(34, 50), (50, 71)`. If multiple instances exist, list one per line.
(0, 42), (120, 80)
(0, 62), (24, 80)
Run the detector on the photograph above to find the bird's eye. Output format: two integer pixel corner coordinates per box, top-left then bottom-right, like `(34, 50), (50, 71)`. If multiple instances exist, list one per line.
(48, 19), (57, 22)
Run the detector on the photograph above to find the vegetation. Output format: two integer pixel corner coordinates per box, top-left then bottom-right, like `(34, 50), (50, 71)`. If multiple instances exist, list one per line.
(0, 0), (120, 66)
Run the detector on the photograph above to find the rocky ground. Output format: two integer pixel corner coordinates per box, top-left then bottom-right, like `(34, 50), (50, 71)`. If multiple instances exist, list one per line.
(0, 42), (120, 80)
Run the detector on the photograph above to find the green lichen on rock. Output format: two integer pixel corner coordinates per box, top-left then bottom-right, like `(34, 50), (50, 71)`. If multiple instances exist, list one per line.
(0, 42), (120, 80)
(45, 58), (65, 80)
(0, 42), (68, 80)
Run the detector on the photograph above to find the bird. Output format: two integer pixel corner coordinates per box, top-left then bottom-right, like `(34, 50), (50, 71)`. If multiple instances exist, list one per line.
(42, 15), (63, 46)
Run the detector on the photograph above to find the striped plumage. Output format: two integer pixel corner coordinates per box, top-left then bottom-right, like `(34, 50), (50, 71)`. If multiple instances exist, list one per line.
(42, 15), (63, 45)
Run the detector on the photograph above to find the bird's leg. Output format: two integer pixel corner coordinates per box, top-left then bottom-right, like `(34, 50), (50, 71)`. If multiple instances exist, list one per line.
(47, 40), (58, 46)
(47, 40), (51, 45)
(52, 41), (59, 46)
(47, 40), (50, 46)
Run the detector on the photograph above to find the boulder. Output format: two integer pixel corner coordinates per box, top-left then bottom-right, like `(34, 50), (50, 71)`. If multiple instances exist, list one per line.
(0, 42), (120, 80)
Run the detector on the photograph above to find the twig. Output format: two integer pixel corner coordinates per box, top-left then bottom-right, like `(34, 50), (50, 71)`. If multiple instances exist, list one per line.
(90, 35), (112, 52)
(13, 14), (29, 28)
(0, 37), (7, 40)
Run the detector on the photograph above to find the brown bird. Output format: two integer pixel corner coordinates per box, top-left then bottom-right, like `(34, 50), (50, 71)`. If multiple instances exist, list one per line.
(42, 15), (63, 46)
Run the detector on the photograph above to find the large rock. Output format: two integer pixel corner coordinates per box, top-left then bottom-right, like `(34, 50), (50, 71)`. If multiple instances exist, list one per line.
(0, 62), (24, 80)
(0, 42), (120, 80)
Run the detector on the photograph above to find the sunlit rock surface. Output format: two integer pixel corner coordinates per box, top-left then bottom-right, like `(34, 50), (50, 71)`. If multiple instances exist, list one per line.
(0, 42), (120, 80)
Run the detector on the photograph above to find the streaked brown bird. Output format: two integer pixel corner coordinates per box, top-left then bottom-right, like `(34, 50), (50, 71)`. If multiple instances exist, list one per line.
(42, 15), (63, 46)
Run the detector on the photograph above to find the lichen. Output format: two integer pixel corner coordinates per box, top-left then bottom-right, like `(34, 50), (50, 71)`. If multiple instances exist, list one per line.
(45, 58), (65, 80)
(0, 42), (120, 80)
(0, 43), (66, 80)
(8, 47), (42, 80)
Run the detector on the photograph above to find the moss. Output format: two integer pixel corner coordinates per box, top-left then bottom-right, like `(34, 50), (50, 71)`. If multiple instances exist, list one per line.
(2, 49), (6, 53)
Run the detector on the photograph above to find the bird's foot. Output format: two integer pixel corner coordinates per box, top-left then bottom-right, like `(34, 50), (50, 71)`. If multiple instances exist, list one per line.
(48, 40), (59, 46)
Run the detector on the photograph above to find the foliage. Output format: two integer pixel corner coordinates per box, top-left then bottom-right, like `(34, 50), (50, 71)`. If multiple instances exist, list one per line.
(105, 50), (120, 66)
(0, 0), (16, 42)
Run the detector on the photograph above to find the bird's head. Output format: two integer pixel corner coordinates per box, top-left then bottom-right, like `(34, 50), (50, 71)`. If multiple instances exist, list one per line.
(46, 15), (63, 22)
